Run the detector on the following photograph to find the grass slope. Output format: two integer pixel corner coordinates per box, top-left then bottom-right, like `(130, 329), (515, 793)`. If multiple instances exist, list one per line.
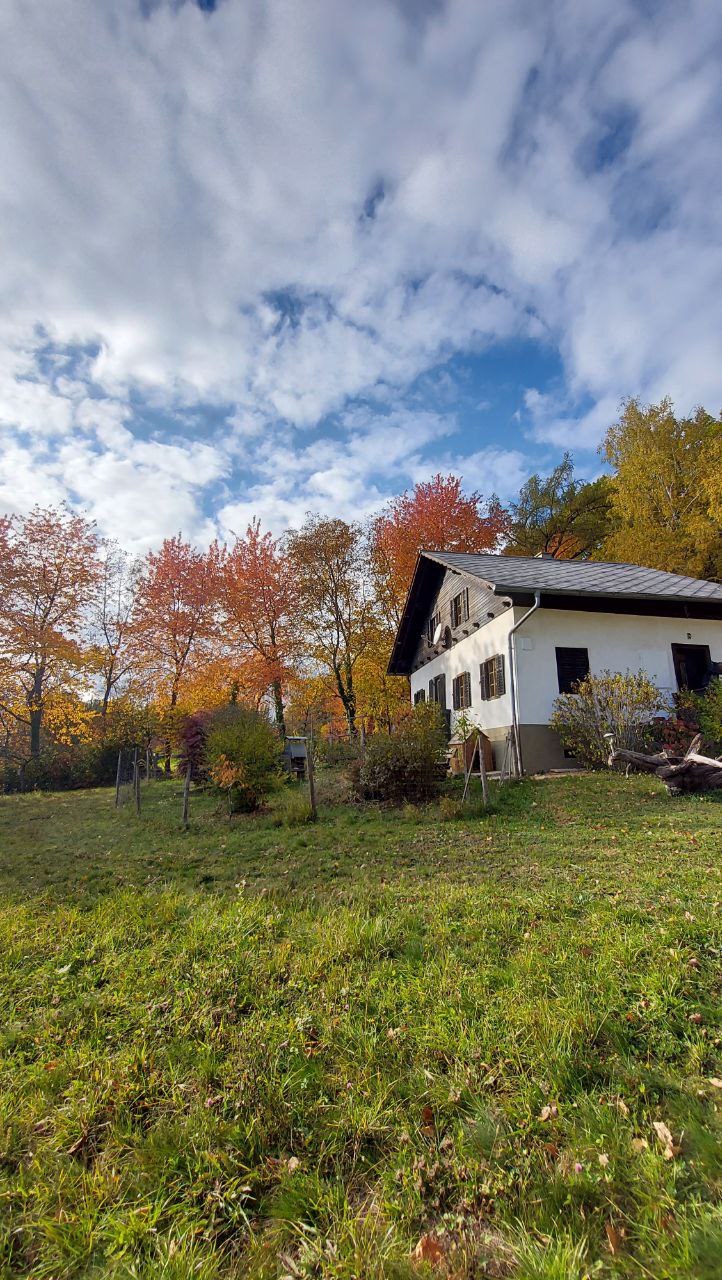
(0, 774), (721, 1279)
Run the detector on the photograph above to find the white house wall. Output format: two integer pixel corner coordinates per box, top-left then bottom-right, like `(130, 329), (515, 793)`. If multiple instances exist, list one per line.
(515, 608), (722, 724)
(409, 608), (517, 734)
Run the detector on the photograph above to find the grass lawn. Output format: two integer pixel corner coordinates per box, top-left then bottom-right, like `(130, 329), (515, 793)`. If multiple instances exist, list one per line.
(0, 772), (721, 1279)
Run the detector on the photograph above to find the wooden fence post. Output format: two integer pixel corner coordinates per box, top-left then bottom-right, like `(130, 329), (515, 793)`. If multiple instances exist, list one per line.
(306, 738), (317, 820)
(146, 747), (151, 785)
(478, 736), (490, 806)
(182, 764), (191, 830)
(115, 751), (122, 808)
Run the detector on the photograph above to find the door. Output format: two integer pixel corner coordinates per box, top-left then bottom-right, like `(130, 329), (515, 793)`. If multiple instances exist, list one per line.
(671, 643), (711, 692)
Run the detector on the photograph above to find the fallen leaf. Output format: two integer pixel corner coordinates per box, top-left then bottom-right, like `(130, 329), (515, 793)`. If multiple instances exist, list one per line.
(286, 1156), (300, 1172)
(652, 1121), (677, 1159)
(421, 1104), (435, 1136)
(413, 1233), (445, 1266)
(708, 1077), (722, 1089)
(631, 1137), (649, 1153)
(538, 1103), (558, 1122)
(205, 1094), (223, 1109)
(605, 1222), (622, 1255)
(598, 1152), (610, 1168)
(689, 1012), (703, 1025)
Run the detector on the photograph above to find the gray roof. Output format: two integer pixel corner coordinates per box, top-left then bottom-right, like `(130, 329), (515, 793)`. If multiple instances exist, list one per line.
(422, 551), (722, 602)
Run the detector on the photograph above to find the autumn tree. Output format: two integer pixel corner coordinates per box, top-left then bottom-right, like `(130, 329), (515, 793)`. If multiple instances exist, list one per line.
(287, 516), (373, 738)
(601, 398), (722, 578)
(504, 454), (614, 560)
(0, 505), (102, 759)
(370, 473), (508, 629)
(90, 542), (140, 715)
(222, 520), (295, 736)
(132, 535), (222, 769)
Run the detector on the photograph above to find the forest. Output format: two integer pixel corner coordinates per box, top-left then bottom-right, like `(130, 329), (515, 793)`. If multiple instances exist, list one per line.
(1, 397), (720, 784)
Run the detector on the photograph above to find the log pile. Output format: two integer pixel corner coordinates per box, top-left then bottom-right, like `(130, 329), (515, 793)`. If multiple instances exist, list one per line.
(607, 733), (722, 795)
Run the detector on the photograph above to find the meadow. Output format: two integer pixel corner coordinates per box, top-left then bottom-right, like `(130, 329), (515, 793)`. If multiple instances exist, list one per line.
(0, 772), (721, 1279)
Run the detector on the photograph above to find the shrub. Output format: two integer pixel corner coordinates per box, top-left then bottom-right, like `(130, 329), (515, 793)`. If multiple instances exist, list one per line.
(696, 678), (722, 754)
(1, 743), (124, 793)
(178, 711), (211, 781)
(204, 706), (281, 813)
(352, 702), (447, 804)
(550, 669), (668, 769)
(272, 791), (317, 828)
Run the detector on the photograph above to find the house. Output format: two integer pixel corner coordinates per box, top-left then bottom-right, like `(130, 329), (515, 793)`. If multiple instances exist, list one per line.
(387, 552), (722, 774)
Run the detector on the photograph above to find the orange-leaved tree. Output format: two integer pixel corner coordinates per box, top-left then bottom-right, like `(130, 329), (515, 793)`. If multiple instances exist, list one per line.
(132, 535), (223, 769)
(0, 505), (102, 759)
(370, 473), (508, 629)
(222, 520), (296, 736)
(287, 516), (374, 738)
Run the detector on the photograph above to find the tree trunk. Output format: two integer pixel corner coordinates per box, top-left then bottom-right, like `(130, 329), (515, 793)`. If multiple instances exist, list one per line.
(332, 661), (357, 739)
(165, 689), (178, 774)
(271, 678), (286, 738)
(28, 665), (44, 759)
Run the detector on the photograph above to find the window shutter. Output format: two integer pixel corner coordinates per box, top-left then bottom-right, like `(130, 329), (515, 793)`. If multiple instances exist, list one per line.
(429, 679), (435, 702)
(437, 673), (446, 709)
(480, 662), (488, 700)
(555, 647), (590, 693)
(495, 654), (505, 696)
(464, 671), (471, 707)
(463, 587), (469, 622)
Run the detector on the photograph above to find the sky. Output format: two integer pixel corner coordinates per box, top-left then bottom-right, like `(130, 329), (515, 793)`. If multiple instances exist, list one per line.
(1, 0), (721, 550)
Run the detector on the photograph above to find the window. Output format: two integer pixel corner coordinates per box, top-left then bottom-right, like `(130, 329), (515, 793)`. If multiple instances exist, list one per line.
(450, 588), (469, 629)
(480, 654), (505, 700)
(427, 610), (442, 643)
(671, 643), (711, 692)
(428, 673), (446, 707)
(452, 671), (472, 710)
(413, 688), (426, 705)
(555, 646), (590, 693)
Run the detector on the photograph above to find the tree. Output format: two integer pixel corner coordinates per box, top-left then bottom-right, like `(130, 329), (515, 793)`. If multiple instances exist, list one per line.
(222, 520), (295, 736)
(90, 543), (140, 715)
(504, 454), (613, 559)
(287, 516), (373, 738)
(132, 535), (222, 769)
(0, 505), (101, 759)
(601, 398), (722, 578)
(370, 473), (508, 629)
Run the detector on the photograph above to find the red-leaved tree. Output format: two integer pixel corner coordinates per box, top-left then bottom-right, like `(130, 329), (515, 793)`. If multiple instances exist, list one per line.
(370, 474), (509, 628)
(222, 520), (296, 736)
(132, 535), (222, 770)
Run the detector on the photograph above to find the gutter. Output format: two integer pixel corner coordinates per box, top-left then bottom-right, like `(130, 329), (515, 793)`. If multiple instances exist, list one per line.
(506, 590), (541, 777)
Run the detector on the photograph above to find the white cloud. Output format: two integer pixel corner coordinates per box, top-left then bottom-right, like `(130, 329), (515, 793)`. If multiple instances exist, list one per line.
(0, 0), (720, 541)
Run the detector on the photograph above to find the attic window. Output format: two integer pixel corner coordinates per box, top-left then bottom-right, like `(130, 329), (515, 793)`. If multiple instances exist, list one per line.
(427, 610), (442, 643)
(450, 588), (469, 628)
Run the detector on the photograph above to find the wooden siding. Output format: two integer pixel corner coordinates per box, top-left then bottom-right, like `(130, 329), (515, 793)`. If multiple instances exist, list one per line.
(409, 568), (508, 672)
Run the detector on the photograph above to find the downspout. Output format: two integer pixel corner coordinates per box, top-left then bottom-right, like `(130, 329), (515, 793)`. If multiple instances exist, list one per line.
(506, 590), (541, 777)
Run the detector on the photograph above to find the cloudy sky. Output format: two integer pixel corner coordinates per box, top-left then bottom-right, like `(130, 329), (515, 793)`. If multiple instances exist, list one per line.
(1, 0), (721, 548)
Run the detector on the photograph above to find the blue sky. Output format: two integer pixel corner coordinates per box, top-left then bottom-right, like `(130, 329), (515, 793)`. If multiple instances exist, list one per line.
(0, 0), (721, 548)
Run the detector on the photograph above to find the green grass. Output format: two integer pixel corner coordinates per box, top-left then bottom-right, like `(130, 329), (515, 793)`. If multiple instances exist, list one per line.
(0, 772), (721, 1278)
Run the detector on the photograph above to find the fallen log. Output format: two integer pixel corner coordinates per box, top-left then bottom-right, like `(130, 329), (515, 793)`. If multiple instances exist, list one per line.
(608, 734), (722, 795)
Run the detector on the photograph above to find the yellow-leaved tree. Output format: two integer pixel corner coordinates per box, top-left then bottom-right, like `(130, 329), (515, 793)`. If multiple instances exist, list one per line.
(600, 398), (722, 578)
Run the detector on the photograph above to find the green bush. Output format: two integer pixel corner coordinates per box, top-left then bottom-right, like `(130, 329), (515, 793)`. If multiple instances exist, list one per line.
(352, 703), (447, 804)
(1, 744), (123, 793)
(272, 791), (317, 828)
(696, 677), (722, 753)
(204, 706), (281, 813)
(550, 668), (668, 769)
